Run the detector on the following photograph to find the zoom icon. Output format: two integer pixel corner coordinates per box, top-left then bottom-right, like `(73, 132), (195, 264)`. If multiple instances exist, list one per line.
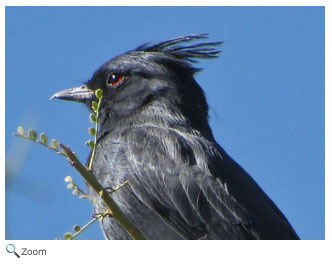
(6, 244), (20, 258)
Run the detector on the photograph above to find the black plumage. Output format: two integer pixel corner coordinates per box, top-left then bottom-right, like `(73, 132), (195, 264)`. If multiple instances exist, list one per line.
(51, 34), (299, 239)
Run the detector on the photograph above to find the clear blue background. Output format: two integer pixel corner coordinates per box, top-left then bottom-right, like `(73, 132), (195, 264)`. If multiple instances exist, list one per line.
(5, 6), (324, 240)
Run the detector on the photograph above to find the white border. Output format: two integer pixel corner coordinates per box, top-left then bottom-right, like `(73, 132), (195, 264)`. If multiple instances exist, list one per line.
(1, 1), (329, 263)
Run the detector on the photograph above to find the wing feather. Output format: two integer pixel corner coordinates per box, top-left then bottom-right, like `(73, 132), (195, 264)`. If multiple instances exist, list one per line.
(124, 126), (255, 239)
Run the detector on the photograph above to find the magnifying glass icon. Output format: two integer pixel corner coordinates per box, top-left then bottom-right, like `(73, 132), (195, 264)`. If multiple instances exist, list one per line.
(6, 244), (20, 258)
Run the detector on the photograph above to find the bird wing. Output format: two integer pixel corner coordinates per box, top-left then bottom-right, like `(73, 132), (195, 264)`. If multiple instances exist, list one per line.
(121, 125), (266, 239)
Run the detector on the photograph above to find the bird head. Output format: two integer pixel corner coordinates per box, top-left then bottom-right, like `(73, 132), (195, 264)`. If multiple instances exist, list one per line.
(51, 34), (223, 137)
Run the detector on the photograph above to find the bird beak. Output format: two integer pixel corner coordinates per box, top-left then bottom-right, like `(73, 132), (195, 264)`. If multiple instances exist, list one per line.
(50, 85), (95, 103)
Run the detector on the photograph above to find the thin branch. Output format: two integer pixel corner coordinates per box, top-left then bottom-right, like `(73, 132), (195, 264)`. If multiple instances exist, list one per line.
(13, 134), (66, 157)
(69, 216), (101, 240)
(60, 143), (146, 240)
(88, 89), (103, 170)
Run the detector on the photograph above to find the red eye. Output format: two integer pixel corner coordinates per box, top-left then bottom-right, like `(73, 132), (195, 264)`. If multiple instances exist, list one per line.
(107, 73), (124, 87)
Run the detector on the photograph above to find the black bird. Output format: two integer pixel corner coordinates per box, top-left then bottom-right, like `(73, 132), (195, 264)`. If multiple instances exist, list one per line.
(51, 34), (299, 239)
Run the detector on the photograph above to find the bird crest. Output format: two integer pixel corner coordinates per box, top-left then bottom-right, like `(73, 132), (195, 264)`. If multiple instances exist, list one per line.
(134, 33), (223, 63)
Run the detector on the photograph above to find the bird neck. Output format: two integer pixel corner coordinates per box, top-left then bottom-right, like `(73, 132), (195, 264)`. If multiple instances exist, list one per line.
(98, 100), (214, 141)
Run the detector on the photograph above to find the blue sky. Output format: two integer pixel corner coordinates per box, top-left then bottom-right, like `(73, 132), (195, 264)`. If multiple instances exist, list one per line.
(5, 6), (324, 240)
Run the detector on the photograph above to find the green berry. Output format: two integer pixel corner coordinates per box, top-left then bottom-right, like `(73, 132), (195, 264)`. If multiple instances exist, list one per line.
(64, 232), (73, 240)
(95, 89), (103, 100)
(40, 133), (48, 144)
(89, 113), (97, 123)
(17, 126), (25, 136)
(86, 140), (95, 149)
(73, 225), (81, 232)
(51, 139), (59, 149)
(28, 129), (37, 140)
(89, 127), (96, 136)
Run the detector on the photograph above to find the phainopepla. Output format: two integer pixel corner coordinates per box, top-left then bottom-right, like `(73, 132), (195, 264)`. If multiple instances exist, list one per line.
(51, 34), (299, 239)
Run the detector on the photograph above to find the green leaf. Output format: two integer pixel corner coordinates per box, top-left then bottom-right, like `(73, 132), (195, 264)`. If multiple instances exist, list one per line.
(64, 232), (73, 240)
(40, 133), (48, 145)
(17, 126), (25, 136)
(91, 101), (98, 112)
(89, 127), (96, 136)
(73, 225), (81, 232)
(86, 140), (95, 149)
(51, 139), (59, 149)
(28, 129), (37, 141)
(95, 89), (103, 100)
(89, 113), (97, 123)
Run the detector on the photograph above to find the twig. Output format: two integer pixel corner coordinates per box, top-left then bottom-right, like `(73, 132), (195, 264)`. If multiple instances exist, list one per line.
(68, 215), (101, 240)
(60, 143), (146, 240)
(13, 134), (66, 157)
(88, 89), (102, 170)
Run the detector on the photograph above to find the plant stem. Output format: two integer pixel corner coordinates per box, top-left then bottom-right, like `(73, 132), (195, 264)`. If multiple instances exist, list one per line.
(60, 143), (146, 240)
(88, 97), (102, 170)
(69, 216), (101, 240)
(13, 134), (67, 157)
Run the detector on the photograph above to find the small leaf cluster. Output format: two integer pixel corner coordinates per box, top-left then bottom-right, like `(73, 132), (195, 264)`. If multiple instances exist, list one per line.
(64, 176), (88, 199)
(63, 225), (81, 240)
(86, 89), (103, 151)
(61, 214), (102, 240)
(87, 89), (103, 170)
(15, 126), (65, 157)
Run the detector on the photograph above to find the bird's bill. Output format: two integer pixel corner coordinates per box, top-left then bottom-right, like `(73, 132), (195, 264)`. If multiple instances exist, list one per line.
(50, 85), (95, 103)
